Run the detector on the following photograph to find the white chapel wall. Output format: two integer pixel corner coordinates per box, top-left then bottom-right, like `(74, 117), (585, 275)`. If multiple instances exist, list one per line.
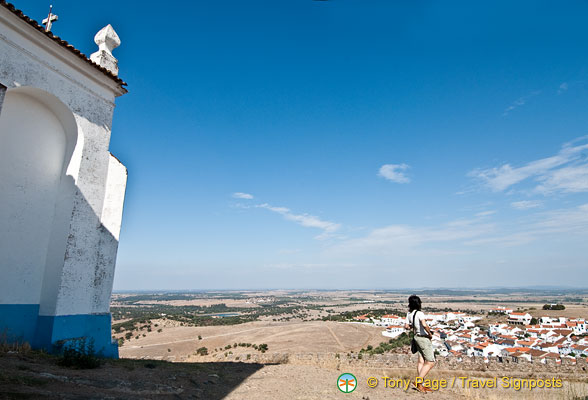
(0, 10), (119, 315)
(93, 155), (128, 313)
(0, 4), (127, 356)
(0, 91), (67, 305)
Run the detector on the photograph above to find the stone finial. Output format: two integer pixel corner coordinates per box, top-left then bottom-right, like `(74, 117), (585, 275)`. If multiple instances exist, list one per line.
(90, 25), (121, 76)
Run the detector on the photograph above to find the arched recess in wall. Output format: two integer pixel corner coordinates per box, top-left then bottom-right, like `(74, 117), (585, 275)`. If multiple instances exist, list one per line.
(0, 87), (81, 308)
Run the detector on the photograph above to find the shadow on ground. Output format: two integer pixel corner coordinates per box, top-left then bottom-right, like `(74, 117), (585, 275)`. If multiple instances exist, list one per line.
(0, 351), (267, 399)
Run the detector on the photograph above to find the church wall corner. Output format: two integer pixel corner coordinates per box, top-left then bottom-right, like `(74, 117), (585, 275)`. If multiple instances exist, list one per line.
(0, 9), (127, 359)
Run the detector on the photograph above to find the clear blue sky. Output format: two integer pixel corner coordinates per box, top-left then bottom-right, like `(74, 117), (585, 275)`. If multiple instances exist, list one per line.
(16, 0), (588, 289)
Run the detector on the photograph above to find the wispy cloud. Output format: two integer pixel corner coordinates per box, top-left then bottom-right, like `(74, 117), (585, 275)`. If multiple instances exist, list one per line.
(534, 164), (588, 194)
(232, 192), (254, 199)
(556, 80), (586, 95)
(465, 203), (588, 247)
(327, 203), (588, 258)
(468, 137), (588, 194)
(511, 200), (543, 210)
(256, 203), (341, 240)
(532, 203), (588, 235)
(475, 210), (496, 217)
(328, 215), (494, 256)
(378, 163), (411, 183)
(463, 232), (535, 247)
(503, 90), (541, 116)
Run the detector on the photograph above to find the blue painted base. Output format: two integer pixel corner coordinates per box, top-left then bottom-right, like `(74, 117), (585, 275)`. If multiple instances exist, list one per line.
(0, 304), (40, 344)
(35, 314), (118, 358)
(0, 305), (118, 358)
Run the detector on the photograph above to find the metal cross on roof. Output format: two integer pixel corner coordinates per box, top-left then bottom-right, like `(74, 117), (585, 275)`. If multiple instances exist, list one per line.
(42, 5), (58, 32)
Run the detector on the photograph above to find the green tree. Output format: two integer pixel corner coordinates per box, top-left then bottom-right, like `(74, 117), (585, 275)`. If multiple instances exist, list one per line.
(196, 347), (208, 356)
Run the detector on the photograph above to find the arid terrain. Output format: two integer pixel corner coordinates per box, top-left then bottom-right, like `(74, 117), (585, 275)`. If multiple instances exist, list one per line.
(1, 349), (587, 399)
(2, 288), (588, 399)
(112, 289), (588, 362)
(120, 320), (384, 361)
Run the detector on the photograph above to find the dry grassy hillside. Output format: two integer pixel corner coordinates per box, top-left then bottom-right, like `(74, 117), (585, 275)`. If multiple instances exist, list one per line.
(1, 349), (587, 399)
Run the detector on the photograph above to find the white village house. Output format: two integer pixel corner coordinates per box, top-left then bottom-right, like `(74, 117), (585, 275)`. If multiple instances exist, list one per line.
(490, 306), (513, 315)
(0, 2), (127, 357)
(508, 312), (533, 326)
(374, 306), (584, 366)
(381, 314), (405, 326)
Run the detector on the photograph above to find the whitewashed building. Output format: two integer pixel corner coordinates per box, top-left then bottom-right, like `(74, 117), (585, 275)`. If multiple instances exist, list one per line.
(458, 315), (482, 325)
(489, 306), (513, 315)
(381, 314), (405, 326)
(566, 319), (587, 335)
(0, 2), (127, 357)
(444, 312), (466, 322)
(423, 312), (445, 324)
(382, 326), (405, 339)
(508, 312), (532, 326)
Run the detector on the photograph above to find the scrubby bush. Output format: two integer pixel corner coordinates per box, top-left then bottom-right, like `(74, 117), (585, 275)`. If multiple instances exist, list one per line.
(360, 333), (412, 355)
(57, 339), (101, 369)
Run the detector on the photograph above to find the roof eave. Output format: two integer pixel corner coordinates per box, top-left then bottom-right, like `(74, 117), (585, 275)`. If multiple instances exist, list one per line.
(0, 1), (127, 95)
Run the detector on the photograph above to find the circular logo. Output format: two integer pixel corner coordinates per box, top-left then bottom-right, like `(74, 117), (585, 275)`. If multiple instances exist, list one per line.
(337, 373), (357, 393)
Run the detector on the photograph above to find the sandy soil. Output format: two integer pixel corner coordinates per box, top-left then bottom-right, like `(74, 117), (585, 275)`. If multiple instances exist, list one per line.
(224, 363), (588, 400)
(2, 352), (586, 400)
(106, 290), (588, 399)
(120, 321), (385, 362)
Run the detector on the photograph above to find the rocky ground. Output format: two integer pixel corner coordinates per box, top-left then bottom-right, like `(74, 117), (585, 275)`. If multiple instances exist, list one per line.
(0, 351), (259, 399)
(1, 351), (587, 399)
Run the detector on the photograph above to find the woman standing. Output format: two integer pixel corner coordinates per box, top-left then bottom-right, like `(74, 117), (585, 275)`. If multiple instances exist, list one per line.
(404, 295), (436, 393)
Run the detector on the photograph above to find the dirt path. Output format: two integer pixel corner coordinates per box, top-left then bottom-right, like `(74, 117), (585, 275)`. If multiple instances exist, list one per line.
(120, 321), (385, 359)
(360, 325), (380, 349)
(325, 324), (345, 351)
